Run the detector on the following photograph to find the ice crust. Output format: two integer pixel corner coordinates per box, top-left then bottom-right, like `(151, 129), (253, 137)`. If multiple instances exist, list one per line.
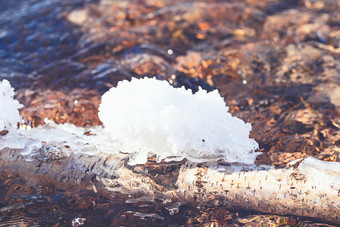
(0, 80), (23, 131)
(99, 77), (259, 165)
(298, 156), (340, 189)
(0, 119), (117, 157)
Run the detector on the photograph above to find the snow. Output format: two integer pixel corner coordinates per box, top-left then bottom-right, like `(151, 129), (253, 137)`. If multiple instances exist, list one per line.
(1, 77), (260, 165)
(298, 156), (340, 189)
(99, 77), (259, 165)
(0, 80), (23, 132)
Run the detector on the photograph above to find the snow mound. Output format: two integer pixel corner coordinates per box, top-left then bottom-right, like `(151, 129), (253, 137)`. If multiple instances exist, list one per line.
(0, 80), (23, 132)
(99, 77), (259, 165)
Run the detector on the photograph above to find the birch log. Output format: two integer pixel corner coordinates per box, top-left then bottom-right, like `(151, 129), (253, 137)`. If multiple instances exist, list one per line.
(0, 145), (339, 224)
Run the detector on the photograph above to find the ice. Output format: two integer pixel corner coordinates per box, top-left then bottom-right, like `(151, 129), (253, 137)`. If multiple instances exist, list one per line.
(99, 77), (259, 165)
(298, 157), (340, 189)
(0, 80), (23, 132)
(16, 120), (118, 157)
(1, 77), (260, 165)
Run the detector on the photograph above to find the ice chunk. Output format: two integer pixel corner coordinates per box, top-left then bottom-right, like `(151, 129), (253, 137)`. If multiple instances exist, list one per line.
(99, 77), (259, 165)
(0, 80), (23, 132)
(298, 157), (340, 189)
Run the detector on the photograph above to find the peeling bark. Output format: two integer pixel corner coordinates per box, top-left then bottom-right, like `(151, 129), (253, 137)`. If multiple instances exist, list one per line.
(0, 146), (339, 224)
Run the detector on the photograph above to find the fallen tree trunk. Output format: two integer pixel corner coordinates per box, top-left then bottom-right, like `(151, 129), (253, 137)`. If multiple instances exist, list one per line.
(176, 159), (340, 224)
(0, 144), (339, 224)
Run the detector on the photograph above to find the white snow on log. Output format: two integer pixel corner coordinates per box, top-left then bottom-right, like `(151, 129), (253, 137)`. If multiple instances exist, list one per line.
(1, 78), (259, 166)
(298, 156), (340, 189)
(0, 120), (114, 157)
(0, 80), (23, 132)
(99, 77), (259, 165)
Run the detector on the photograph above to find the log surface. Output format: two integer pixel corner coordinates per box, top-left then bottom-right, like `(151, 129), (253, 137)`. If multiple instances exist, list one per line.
(1, 145), (339, 224)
